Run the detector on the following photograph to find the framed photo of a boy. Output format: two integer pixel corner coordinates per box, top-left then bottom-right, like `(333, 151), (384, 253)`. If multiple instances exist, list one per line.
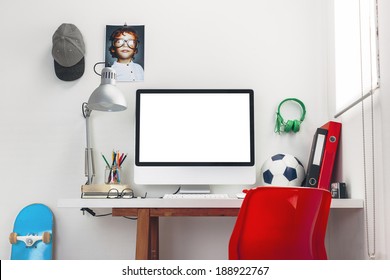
(105, 25), (145, 82)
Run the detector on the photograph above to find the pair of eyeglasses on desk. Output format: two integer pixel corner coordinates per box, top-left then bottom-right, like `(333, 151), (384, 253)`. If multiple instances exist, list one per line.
(106, 188), (134, 199)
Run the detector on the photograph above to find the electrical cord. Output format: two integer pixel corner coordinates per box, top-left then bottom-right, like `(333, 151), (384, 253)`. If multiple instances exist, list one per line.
(80, 208), (137, 220)
(122, 216), (137, 220)
(81, 208), (111, 217)
(158, 187), (181, 198)
(93, 62), (105, 76)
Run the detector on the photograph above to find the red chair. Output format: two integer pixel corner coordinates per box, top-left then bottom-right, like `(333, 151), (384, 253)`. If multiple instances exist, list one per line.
(229, 186), (332, 260)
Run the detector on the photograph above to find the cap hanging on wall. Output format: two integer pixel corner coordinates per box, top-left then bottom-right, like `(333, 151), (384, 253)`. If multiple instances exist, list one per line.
(52, 23), (85, 81)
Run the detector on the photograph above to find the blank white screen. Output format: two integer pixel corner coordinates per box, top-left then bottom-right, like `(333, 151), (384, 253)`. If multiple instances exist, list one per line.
(138, 93), (252, 164)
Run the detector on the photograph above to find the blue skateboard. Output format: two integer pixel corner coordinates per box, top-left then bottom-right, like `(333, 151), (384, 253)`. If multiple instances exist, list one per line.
(9, 203), (53, 260)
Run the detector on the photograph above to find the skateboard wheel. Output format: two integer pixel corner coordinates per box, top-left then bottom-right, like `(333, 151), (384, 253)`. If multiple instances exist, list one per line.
(42, 232), (51, 244)
(9, 232), (17, 244)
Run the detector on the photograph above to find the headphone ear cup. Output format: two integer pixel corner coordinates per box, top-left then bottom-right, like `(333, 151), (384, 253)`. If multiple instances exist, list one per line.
(284, 120), (293, 132)
(292, 120), (300, 133)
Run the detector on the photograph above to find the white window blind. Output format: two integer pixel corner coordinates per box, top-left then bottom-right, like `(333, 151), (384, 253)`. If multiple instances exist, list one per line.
(334, 0), (380, 117)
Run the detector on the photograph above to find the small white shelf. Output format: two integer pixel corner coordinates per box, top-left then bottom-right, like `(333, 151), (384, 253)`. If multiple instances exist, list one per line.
(330, 198), (364, 209)
(58, 198), (364, 209)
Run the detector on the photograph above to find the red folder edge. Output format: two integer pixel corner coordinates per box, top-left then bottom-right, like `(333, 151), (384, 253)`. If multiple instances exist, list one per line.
(317, 121), (342, 190)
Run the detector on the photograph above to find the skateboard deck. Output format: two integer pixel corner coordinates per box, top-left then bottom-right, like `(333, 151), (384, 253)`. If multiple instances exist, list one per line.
(9, 203), (53, 260)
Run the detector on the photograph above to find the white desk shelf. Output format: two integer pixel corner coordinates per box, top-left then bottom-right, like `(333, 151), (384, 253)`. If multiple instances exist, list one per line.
(58, 197), (364, 209)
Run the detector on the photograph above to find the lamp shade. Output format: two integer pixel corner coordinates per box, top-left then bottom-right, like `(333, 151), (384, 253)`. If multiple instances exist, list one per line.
(87, 67), (127, 112)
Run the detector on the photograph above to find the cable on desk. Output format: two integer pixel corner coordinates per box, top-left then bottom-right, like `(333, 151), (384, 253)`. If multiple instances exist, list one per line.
(80, 208), (137, 220)
(159, 187), (181, 198)
(80, 208), (111, 217)
(95, 213), (112, 217)
(81, 208), (96, 216)
(122, 216), (137, 220)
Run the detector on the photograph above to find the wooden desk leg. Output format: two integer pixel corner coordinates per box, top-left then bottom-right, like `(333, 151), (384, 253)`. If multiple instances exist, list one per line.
(135, 209), (150, 260)
(150, 217), (159, 260)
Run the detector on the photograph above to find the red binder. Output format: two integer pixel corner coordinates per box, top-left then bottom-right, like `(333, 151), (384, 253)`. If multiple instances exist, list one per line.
(317, 121), (342, 190)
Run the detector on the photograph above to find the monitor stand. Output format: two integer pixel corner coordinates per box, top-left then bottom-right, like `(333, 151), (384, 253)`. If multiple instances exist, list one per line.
(178, 185), (211, 194)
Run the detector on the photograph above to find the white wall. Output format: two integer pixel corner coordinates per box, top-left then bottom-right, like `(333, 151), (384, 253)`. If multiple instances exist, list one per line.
(0, 0), (387, 260)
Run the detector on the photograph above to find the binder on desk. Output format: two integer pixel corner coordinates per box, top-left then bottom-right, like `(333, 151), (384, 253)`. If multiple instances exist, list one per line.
(305, 128), (327, 188)
(317, 121), (342, 190)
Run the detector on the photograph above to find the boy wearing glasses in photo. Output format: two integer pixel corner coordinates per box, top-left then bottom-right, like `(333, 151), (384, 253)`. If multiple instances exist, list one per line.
(108, 26), (144, 82)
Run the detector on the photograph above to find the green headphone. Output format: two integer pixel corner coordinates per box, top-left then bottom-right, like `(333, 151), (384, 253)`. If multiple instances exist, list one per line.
(275, 98), (306, 133)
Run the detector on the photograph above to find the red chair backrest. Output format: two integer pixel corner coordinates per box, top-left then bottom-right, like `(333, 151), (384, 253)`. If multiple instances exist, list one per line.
(229, 186), (332, 260)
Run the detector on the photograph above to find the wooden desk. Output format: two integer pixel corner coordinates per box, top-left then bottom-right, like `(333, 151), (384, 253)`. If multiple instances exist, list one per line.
(58, 197), (364, 260)
(112, 207), (239, 259)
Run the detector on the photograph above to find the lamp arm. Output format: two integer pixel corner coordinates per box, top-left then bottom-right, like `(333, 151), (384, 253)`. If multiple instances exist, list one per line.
(83, 103), (95, 185)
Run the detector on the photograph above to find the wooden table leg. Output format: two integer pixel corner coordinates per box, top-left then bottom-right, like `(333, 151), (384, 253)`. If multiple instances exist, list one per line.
(135, 208), (150, 260)
(150, 217), (159, 260)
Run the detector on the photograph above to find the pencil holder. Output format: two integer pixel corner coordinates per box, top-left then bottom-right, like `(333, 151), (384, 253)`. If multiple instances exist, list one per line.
(105, 166), (122, 184)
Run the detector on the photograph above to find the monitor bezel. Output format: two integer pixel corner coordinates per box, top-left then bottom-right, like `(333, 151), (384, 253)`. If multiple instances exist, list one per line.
(135, 89), (255, 167)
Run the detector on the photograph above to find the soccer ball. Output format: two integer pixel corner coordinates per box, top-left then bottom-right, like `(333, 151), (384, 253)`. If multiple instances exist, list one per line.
(261, 153), (305, 186)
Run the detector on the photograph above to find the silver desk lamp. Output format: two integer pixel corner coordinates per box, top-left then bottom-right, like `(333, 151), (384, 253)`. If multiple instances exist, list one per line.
(82, 67), (127, 185)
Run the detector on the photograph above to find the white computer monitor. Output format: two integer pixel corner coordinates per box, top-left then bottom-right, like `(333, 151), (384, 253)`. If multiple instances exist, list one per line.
(134, 89), (255, 193)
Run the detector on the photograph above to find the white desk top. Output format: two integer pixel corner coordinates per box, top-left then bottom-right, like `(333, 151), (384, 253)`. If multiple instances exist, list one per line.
(58, 197), (364, 209)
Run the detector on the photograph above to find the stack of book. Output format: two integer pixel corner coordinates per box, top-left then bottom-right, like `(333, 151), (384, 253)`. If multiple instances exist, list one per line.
(81, 184), (133, 198)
